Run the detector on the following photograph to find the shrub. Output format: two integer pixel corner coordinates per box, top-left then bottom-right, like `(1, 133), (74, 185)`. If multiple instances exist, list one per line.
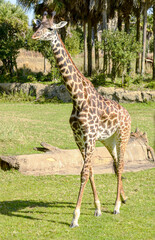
(65, 27), (83, 56)
(145, 81), (155, 89)
(0, 1), (28, 75)
(100, 30), (142, 81)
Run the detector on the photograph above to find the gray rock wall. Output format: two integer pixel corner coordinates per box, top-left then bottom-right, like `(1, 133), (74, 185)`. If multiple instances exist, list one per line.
(0, 83), (154, 103)
(97, 86), (155, 103)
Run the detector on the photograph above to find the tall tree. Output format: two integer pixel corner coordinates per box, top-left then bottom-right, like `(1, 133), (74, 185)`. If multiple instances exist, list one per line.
(134, 0), (142, 73)
(141, 0), (154, 75)
(141, 0), (148, 75)
(83, 22), (87, 74)
(0, 1), (28, 75)
(102, 0), (108, 72)
(153, 4), (155, 80)
(94, 23), (99, 71)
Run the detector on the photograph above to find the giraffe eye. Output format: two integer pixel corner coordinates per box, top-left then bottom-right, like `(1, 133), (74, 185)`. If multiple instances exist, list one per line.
(48, 28), (53, 31)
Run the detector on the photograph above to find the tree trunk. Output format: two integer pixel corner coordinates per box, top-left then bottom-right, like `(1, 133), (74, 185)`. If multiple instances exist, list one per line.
(125, 15), (131, 74)
(153, 4), (155, 80)
(102, 0), (108, 73)
(111, 60), (116, 82)
(136, 8), (141, 73)
(83, 22), (87, 74)
(94, 23), (99, 71)
(118, 8), (122, 31)
(125, 15), (130, 34)
(88, 18), (92, 76)
(44, 57), (46, 74)
(141, 1), (147, 75)
(102, 0), (107, 30)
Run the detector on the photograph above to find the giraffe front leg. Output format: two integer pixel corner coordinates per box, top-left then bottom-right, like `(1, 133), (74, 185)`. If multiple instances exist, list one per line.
(89, 166), (101, 217)
(70, 208), (80, 228)
(70, 165), (89, 228)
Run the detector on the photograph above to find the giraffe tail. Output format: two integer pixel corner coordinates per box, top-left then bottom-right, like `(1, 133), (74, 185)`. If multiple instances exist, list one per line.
(113, 162), (126, 180)
(113, 161), (117, 175)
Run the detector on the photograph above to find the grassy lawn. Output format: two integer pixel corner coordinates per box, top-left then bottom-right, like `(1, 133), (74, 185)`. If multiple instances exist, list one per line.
(0, 101), (154, 156)
(0, 169), (154, 240)
(0, 101), (154, 239)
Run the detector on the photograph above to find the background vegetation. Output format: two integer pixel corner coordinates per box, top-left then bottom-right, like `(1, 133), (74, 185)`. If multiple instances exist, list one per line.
(0, 0), (155, 88)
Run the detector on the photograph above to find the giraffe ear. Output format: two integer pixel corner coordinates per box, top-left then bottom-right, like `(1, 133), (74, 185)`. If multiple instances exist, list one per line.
(33, 19), (41, 28)
(54, 21), (67, 29)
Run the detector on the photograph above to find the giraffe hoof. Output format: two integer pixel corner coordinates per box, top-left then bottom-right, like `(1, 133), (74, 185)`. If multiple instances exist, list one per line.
(70, 222), (79, 228)
(121, 197), (128, 204)
(113, 210), (120, 215)
(94, 209), (102, 217)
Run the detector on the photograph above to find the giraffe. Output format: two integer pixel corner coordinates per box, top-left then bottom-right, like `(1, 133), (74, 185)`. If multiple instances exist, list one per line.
(32, 12), (131, 228)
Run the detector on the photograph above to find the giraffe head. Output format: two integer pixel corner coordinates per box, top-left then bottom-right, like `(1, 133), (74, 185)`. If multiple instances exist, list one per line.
(32, 11), (67, 42)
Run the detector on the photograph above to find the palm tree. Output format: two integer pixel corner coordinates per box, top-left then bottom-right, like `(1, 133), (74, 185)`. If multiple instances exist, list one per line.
(141, 0), (154, 75)
(133, 0), (142, 73)
(153, 4), (155, 80)
(141, 0), (148, 75)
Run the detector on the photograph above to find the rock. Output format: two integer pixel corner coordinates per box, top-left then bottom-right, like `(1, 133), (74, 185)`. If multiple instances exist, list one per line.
(44, 84), (56, 99)
(112, 89), (124, 102)
(30, 83), (46, 98)
(0, 83), (154, 103)
(97, 87), (115, 100)
(141, 91), (152, 102)
(18, 83), (31, 95)
(122, 90), (143, 102)
(44, 84), (71, 102)
(55, 85), (71, 102)
(0, 83), (20, 94)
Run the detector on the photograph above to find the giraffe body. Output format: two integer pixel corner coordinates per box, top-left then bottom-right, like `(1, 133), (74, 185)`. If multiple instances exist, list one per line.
(32, 12), (131, 228)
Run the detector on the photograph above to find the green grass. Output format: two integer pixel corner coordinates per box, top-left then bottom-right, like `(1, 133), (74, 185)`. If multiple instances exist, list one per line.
(0, 101), (154, 156)
(0, 169), (154, 240)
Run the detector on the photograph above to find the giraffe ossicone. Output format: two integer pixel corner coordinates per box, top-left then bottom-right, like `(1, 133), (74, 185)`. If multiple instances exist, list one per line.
(32, 12), (131, 228)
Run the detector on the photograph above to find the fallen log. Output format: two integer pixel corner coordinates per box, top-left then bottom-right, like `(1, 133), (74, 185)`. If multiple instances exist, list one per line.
(0, 129), (154, 175)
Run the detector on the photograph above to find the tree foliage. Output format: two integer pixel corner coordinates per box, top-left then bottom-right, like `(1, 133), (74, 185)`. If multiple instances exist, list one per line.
(100, 30), (142, 80)
(0, 1), (28, 75)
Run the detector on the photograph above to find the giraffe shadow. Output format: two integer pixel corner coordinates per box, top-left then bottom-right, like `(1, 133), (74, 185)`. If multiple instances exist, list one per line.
(0, 200), (76, 226)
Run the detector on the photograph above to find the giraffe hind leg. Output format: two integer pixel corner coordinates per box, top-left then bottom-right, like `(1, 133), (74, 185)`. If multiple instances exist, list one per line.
(101, 136), (127, 208)
(113, 135), (130, 214)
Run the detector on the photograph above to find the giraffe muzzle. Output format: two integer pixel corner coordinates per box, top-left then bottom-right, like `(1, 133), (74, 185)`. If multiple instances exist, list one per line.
(32, 33), (40, 40)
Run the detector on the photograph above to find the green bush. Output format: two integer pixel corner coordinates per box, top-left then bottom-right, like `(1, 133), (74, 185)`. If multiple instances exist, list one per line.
(100, 30), (142, 81)
(91, 73), (106, 87)
(123, 74), (133, 87)
(27, 75), (37, 82)
(0, 91), (35, 102)
(65, 27), (83, 56)
(0, 1), (28, 75)
(133, 75), (143, 85)
(145, 81), (155, 89)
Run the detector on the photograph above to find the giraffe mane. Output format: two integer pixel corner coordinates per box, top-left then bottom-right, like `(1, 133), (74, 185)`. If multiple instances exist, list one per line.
(58, 34), (94, 87)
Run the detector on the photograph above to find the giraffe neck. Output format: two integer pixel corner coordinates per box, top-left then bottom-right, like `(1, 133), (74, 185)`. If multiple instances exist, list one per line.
(51, 34), (95, 105)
